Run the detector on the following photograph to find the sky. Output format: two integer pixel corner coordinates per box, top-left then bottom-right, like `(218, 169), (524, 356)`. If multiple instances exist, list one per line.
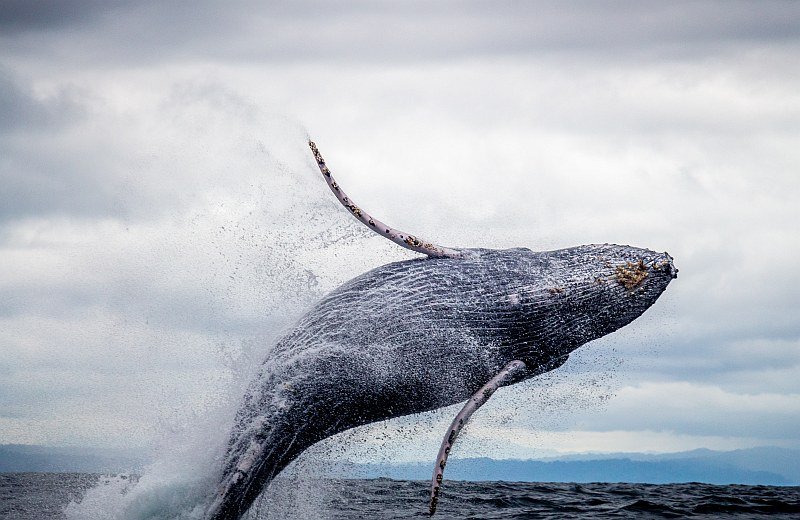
(1, 0), (799, 464)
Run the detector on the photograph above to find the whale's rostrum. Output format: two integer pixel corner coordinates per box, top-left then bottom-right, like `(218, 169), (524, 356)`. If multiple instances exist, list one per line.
(203, 141), (677, 519)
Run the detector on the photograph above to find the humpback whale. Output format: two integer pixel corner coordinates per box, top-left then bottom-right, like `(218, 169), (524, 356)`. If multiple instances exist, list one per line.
(203, 141), (677, 519)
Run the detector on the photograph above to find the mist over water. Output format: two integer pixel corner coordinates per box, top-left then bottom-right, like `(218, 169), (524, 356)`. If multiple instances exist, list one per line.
(58, 107), (399, 519)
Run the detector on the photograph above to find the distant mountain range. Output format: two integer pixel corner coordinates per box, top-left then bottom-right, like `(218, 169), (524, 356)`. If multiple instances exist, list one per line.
(2, 444), (798, 486)
(341, 446), (800, 486)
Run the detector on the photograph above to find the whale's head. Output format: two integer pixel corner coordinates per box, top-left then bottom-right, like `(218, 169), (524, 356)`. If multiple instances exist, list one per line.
(469, 244), (677, 365)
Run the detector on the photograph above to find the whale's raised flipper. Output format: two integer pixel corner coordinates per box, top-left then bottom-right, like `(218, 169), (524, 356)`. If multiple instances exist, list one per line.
(428, 359), (528, 516)
(308, 140), (461, 258)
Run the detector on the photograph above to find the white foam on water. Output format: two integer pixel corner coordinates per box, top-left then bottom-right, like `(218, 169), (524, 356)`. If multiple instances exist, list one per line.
(64, 369), (240, 520)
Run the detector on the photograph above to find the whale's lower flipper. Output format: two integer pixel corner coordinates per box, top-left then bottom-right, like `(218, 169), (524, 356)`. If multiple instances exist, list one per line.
(428, 360), (528, 516)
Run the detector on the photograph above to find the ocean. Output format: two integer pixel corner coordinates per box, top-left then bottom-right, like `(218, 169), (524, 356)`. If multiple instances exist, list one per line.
(2, 473), (800, 519)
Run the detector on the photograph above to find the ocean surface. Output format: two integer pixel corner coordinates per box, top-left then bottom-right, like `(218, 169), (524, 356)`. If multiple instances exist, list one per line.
(2, 473), (800, 519)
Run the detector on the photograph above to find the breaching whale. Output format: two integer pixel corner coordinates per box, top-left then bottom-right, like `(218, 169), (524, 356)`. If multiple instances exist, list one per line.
(203, 141), (677, 519)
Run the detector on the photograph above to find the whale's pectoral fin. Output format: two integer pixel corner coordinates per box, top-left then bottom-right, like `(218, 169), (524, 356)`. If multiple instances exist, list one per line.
(428, 360), (528, 516)
(308, 140), (461, 258)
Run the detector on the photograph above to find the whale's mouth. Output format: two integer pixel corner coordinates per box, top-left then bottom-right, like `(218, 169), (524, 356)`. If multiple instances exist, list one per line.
(651, 252), (679, 285)
(663, 252), (679, 279)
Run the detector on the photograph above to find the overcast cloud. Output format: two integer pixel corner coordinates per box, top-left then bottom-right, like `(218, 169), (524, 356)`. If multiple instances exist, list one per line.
(1, 1), (798, 465)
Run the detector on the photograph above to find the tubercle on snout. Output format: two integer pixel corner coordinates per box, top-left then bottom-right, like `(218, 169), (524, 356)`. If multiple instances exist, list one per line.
(613, 254), (677, 291)
(615, 260), (649, 290)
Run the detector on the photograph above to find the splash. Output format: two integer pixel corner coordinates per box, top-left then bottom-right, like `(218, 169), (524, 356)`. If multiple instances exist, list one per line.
(61, 100), (392, 519)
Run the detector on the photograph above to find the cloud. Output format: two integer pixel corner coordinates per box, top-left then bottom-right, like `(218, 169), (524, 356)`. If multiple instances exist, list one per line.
(0, 82), (406, 447)
(0, 0), (114, 31)
(2, 1), (799, 69)
(0, 67), (83, 132)
(569, 382), (800, 440)
(468, 428), (781, 456)
(0, 73), (311, 223)
(0, 1), (798, 456)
